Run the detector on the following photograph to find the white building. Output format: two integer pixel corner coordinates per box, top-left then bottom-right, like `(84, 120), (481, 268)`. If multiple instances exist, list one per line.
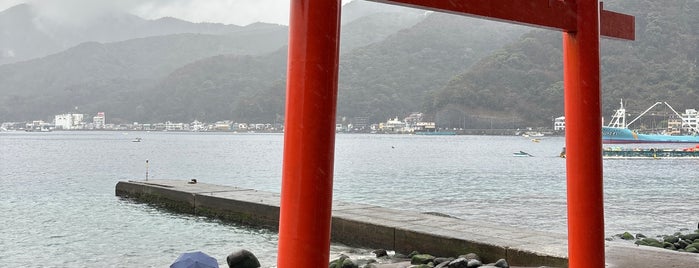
(554, 116), (565, 131)
(681, 109), (698, 134)
(93, 112), (105, 129)
(54, 113), (84, 130)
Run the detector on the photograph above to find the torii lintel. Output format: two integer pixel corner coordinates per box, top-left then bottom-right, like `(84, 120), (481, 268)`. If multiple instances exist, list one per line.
(369, 0), (634, 40)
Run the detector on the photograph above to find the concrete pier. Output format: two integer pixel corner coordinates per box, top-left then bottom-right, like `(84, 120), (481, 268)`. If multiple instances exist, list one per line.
(116, 180), (699, 267)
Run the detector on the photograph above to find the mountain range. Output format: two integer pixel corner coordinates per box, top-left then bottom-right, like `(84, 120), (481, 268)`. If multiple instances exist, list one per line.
(1, 0), (697, 129)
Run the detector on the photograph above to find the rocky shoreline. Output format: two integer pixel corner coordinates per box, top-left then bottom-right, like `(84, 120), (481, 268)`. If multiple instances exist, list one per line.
(611, 224), (699, 254)
(329, 249), (528, 268)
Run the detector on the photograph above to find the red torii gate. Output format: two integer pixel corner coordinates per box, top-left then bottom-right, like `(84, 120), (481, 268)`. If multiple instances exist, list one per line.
(277, 1), (634, 267)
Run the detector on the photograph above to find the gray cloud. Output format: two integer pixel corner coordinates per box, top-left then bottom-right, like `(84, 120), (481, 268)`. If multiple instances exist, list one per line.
(1, 0), (355, 26)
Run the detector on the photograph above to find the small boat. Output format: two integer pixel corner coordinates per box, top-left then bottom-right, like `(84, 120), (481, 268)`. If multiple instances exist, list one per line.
(132, 137), (142, 142)
(513, 151), (533, 157)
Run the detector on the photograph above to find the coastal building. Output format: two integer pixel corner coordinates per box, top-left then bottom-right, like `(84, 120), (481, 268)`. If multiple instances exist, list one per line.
(25, 120), (51, 131)
(380, 117), (407, 133)
(680, 109), (698, 134)
(667, 115), (682, 135)
(213, 121), (232, 131)
(54, 113), (84, 130)
(165, 121), (187, 131)
(93, 112), (105, 129)
(554, 116), (565, 131)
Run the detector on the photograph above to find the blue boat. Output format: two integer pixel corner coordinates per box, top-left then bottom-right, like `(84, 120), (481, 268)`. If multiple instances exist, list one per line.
(602, 126), (699, 144)
(602, 100), (699, 144)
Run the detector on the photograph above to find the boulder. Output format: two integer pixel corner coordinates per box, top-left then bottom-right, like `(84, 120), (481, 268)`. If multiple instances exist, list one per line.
(494, 258), (509, 268)
(340, 258), (358, 268)
(681, 233), (699, 241)
(372, 249), (388, 258)
(466, 259), (483, 267)
(663, 235), (679, 243)
(662, 242), (676, 250)
(329, 255), (348, 268)
(640, 238), (663, 248)
(635, 233), (646, 239)
(448, 257), (469, 268)
(620, 232), (634, 240)
(410, 254), (435, 265)
(433, 257), (453, 265)
(226, 249), (260, 268)
(459, 253), (481, 261)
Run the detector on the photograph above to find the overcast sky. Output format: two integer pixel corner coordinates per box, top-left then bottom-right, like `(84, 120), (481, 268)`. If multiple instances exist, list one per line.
(0, 0), (355, 26)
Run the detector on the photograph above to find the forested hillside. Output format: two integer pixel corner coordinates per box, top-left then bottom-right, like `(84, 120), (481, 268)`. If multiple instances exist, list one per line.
(425, 0), (698, 128)
(133, 13), (528, 123)
(1, 0), (696, 128)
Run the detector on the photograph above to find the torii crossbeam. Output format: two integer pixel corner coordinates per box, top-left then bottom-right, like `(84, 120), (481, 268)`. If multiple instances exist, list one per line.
(277, 1), (634, 267)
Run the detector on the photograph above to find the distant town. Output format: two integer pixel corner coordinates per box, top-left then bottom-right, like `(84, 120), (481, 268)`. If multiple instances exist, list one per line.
(2, 107), (698, 136)
(1, 111), (545, 135)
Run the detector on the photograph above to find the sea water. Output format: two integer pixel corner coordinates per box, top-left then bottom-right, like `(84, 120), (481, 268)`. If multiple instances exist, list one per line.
(1, 131), (697, 267)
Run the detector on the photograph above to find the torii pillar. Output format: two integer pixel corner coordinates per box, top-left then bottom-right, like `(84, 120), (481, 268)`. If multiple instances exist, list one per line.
(278, 1), (634, 267)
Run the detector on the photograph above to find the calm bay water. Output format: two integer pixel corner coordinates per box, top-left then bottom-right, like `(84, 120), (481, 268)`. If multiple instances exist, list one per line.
(1, 131), (697, 267)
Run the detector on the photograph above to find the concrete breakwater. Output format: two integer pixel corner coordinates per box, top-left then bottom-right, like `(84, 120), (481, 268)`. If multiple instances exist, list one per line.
(115, 179), (699, 267)
(115, 179), (568, 267)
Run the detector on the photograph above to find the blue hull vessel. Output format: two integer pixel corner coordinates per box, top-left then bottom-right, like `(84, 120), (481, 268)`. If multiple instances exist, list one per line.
(602, 127), (699, 144)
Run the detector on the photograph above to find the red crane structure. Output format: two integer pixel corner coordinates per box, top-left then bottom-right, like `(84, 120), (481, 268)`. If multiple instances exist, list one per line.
(277, 1), (634, 267)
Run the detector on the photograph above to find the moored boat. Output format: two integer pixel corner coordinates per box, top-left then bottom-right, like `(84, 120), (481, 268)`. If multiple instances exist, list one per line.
(602, 126), (699, 144)
(603, 100), (699, 144)
(603, 145), (699, 159)
(560, 145), (699, 159)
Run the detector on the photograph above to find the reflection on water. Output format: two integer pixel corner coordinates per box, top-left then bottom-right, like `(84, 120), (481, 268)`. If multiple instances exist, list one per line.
(1, 131), (697, 267)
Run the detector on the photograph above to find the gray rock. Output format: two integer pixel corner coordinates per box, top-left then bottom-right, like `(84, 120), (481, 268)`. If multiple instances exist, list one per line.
(459, 253), (481, 261)
(448, 257), (469, 268)
(434, 260), (450, 268)
(410, 254), (434, 265)
(329, 255), (349, 268)
(372, 249), (388, 258)
(662, 242), (676, 250)
(226, 249), (260, 268)
(640, 238), (663, 247)
(433, 257), (453, 265)
(681, 233), (699, 241)
(466, 259), (482, 268)
(635, 233), (647, 239)
(494, 258), (509, 268)
(341, 258), (358, 268)
(663, 235), (679, 243)
(620, 232), (634, 240)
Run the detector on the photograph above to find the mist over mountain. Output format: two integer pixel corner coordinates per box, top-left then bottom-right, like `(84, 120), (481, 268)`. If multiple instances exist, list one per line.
(0, 0), (428, 122)
(0, 3), (250, 65)
(2, 0), (695, 129)
(424, 0), (698, 129)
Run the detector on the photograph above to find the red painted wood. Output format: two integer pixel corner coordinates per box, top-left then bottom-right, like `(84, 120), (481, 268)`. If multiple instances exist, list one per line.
(563, 0), (606, 267)
(370, 0), (634, 40)
(277, 0), (342, 267)
(600, 4), (636, 40)
(279, 1), (633, 267)
(371, 0), (576, 31)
